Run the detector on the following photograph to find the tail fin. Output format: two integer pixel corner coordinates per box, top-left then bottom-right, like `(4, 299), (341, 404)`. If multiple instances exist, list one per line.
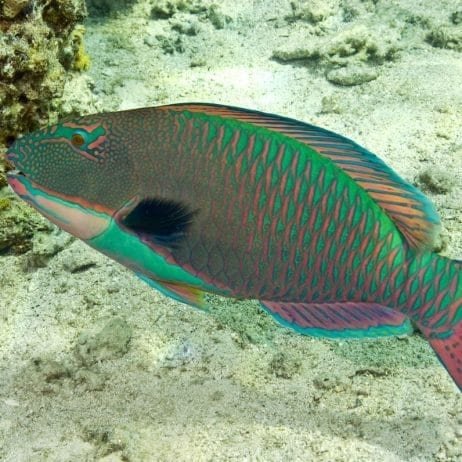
(406, 254), (462, 390)
(427, 323), (462, 390)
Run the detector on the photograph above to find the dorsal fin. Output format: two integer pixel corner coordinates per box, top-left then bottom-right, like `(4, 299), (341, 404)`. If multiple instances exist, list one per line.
(162, 103), (441, 250)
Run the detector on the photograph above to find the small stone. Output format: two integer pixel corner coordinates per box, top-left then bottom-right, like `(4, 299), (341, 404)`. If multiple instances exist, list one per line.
(268, 351), (301, 379)
(452, 8), (462, 25)
(326, 64), (378, 86)
(207, 4), (230, 29)
(320, 94), (345, 114)
(61, 246), (98, 273)
(313, 373), (349, 391)
(170, 17), (200, 36)
(416, 168), (456, 194)
(31, 357), (70, 383)
(190, 57), (206, 67)
(272, 45), (321, 62)
(3, 398), (20, 407)
(143, 35), (158, 47)
(74, 318), (132, 366)
(288, 0), (338, 24)
(426, 25), (462, 52)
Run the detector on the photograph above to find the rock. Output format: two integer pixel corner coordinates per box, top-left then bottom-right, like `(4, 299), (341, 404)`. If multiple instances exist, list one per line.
(320, 94), (345, 113)
(21, 228), (73, 270)
(74, 318), (132, 366)
(426, 25), (462, 52)
(287, 0), (338, 24)
(326, 64), (378, 86)
(60, 245), (99, 273)
(268, 351), (301, 379)
(416, 168), (456, 194)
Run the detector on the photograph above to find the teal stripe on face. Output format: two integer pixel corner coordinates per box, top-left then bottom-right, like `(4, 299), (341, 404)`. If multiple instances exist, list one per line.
(88, 219), (227, 294)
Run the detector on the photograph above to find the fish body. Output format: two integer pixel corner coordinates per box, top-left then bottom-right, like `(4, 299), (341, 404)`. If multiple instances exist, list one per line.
(6, 103), (462, 389)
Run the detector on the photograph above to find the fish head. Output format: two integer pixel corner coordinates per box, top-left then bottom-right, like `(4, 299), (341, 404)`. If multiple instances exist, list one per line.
(6, 114), (138, 240)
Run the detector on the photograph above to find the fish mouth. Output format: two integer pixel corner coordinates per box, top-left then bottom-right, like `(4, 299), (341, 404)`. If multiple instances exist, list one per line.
(6, 168), (28, 193)
(5, 166), (112, 240)
(6, 168), (36, 202)
(4, 151), (25, 180)
(6, 169), (25, 178)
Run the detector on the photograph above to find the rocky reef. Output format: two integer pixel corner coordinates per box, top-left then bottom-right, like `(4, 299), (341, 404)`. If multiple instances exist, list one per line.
(0, 0), (89, 146)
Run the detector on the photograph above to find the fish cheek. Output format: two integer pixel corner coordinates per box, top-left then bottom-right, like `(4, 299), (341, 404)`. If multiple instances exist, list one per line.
(10, 174), (112, 241)
(34, 194), (112, 240)
(55, 147), (137, 210)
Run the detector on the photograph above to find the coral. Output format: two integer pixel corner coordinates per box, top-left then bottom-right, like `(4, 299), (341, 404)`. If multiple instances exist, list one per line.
(0, 0), (88, 146)
(70, 25), (91, 71)
(1, 0), (30, 19)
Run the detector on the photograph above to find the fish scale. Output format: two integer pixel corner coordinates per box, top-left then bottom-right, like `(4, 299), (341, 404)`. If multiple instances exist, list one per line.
(147, 111), (404, 305)
(5, 103), (461, 390)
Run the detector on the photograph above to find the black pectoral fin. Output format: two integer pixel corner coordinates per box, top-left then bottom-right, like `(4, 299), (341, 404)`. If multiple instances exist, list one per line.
(121, 197), (197, 247)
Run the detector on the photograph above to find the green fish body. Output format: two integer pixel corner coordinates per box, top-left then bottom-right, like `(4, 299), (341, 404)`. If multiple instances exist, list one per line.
(6, 103), (462, 390)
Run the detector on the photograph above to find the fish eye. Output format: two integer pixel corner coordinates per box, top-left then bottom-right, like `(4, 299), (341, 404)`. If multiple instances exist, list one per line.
(71, 132), (85, 147)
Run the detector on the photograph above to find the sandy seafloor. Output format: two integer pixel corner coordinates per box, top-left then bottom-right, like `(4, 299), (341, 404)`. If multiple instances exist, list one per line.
(1, 0), (462, 460)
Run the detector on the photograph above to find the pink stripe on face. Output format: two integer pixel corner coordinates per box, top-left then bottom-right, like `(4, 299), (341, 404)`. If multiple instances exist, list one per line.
(8, 175), (110, 241)
(34, 195), (111, 240)
(88, 135), (107, 150)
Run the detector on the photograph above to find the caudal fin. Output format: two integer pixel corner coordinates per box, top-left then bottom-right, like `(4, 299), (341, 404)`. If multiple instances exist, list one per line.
(409, 255), (462, 390)
(428, 322), (462, 390)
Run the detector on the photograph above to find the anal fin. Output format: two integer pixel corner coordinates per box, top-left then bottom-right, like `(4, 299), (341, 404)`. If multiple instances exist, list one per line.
(260, 301), (413, 339)
(136, 273), (208, 311)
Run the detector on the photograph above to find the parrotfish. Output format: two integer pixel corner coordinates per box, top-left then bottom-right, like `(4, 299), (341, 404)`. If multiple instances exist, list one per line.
(5, 103), (462, 390)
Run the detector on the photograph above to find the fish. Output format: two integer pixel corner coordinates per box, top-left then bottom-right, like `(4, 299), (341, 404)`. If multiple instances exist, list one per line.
(5, 103), (462, 390)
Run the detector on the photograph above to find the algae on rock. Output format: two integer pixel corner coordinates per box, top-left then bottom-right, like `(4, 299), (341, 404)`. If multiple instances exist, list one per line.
(0, 0), (88, 146)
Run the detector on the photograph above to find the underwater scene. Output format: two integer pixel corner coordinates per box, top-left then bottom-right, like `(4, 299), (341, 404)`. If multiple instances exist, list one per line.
(0, 0), (461, 460)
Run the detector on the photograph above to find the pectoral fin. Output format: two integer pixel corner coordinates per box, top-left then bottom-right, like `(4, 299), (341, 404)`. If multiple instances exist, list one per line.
(136, 272), (208, 311)
(118, 197), (197, 248)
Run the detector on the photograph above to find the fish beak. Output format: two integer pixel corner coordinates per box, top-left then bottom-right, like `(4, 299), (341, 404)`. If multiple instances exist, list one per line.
(4, 144), (25, 180)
